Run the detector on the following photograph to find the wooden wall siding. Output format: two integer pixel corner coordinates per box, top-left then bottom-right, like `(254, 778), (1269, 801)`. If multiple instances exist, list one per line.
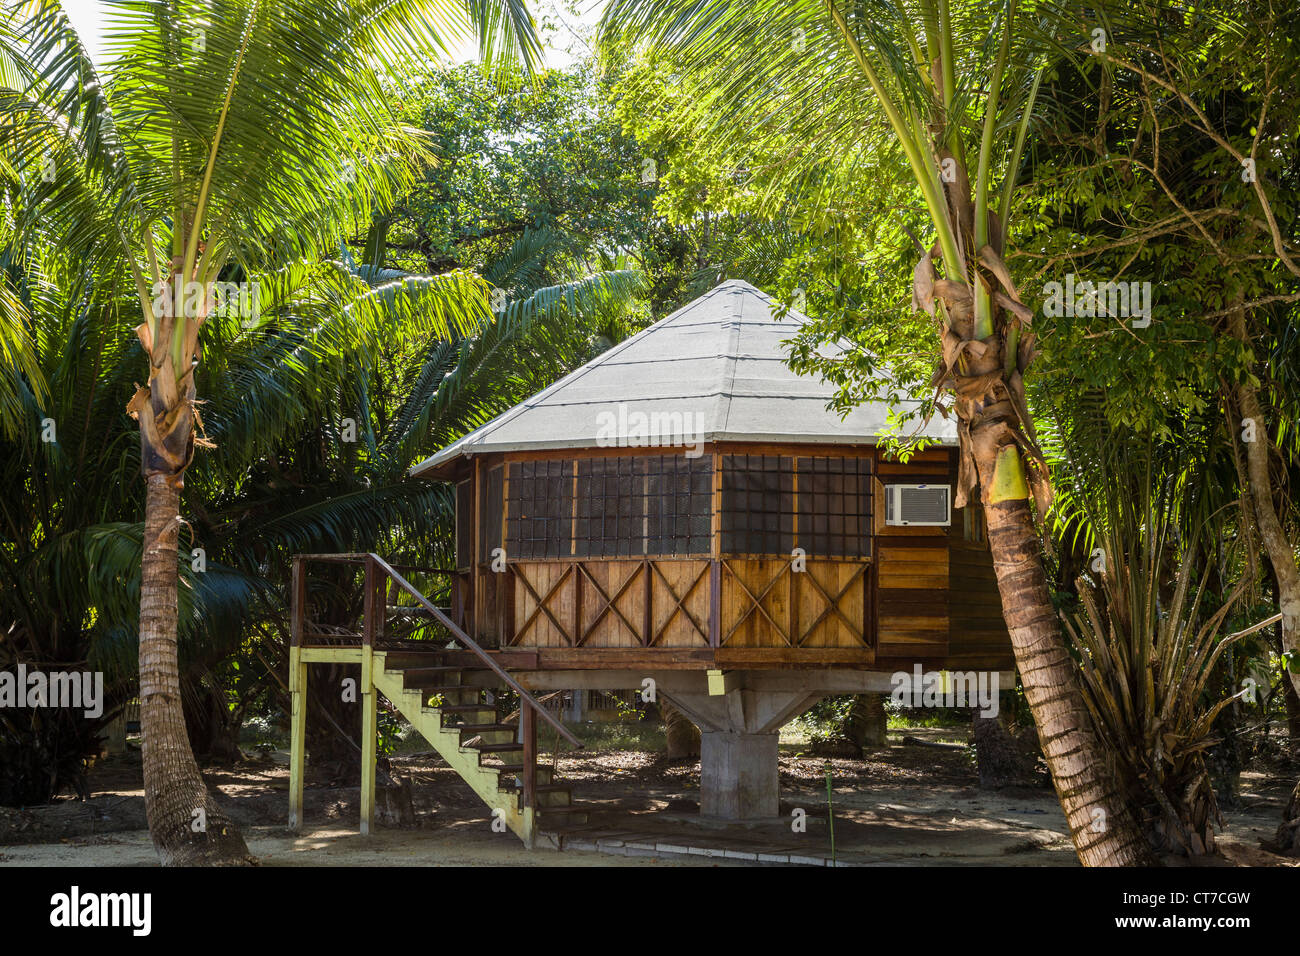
(507, 559), (711, 649)
(874, 540), (950, 657)
(870, 449), (954, 658)
(719, 558), (869, 649)
(485, 567), (515, 645)
(947, 527), (1015, 669)
(451, 571), (471, 634)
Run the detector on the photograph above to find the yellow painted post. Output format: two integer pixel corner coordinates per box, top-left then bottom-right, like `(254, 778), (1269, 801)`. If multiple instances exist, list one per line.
(288, 645), (306, 832)
(360, 644), (377, 836)
(359, 556), (379, 836)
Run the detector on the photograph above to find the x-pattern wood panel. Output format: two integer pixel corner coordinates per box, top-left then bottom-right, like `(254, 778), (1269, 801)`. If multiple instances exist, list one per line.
(722, 560), (792, 646)
(511, 557), (869, 651)
(799, 563), (868, 646)
(722, 559), (869, 649)
(649, 561), (710, 646)
(512, 564), (575, 646)
(578, 562), (645, 646)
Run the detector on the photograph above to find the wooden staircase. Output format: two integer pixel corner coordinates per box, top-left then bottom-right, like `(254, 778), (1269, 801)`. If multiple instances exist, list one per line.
(372, 651), (588, 845)
(288, 553), (586, 848)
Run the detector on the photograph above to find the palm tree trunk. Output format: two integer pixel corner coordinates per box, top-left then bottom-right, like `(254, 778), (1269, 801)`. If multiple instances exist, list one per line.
(1222, 302), (1300, 698)
(1222, 304), (1300, 854)
(1283, 673), (1300, 740)
(130, 260), (254, 864)
(138, 456), (252, 865)
(976, 443), (1154, 866)
(931, 255), (1155, 863)
(1231, 321), (1300, 855)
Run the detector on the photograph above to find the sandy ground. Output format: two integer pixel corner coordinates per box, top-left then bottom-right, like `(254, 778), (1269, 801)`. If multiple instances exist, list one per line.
(1, 727), (1296, 867)
(0, 824), (729, 867)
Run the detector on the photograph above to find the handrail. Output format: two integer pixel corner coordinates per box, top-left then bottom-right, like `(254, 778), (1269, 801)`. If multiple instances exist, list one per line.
(372, 556), (582, 750)
(343, 553), (582, 750)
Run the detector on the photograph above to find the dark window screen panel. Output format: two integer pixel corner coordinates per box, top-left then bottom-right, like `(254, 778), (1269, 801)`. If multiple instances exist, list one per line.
(646, 455), (713, 555)
(506, 460), (573, 558)
(797, 456), (873, 557)
(721, 455), (794, 554)
(479, 464), (503, 558)
(575, 457), (642, 557)
(455, 479), (473, 570)
(572, 455), (715, 557)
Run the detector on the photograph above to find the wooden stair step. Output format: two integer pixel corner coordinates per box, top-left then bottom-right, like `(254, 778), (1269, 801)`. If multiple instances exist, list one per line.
(504, 782), (570, 794)
(537, 806), (589, 826)
(401, 666), (464, 682)
(467, 741), (525, 752)
(445, 669), (507, 686)
(438, 704), (495, 713)
(512, 783), (573, 809)
(416, 684), (480, 698)
(495, 764), (555, 778)
(378, 651), (449, 668)
(302, 629), (362, 641)
(456, 723), (515, 734)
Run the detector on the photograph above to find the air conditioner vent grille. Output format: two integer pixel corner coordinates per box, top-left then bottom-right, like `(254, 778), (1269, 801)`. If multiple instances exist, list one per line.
(901, 486), (949, 523)
(884, 484), (951, 526)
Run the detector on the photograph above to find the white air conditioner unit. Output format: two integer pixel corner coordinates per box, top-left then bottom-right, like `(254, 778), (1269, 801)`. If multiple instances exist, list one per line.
(884, 483), (951, 526)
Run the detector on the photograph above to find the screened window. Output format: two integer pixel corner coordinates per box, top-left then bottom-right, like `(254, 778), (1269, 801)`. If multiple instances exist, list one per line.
(574, 457), (641, 557)
(478, 464), (503, 558)
(505, 460), (573, 559)
(721, 455), (794, 554)
(502, 452), (873, 559)
(645, 455), (713, 555)
(720, 454), (872, 557)
(573, 455), (713, 557)
(507, 455), (713, 559)
(796, 456), (873, 556)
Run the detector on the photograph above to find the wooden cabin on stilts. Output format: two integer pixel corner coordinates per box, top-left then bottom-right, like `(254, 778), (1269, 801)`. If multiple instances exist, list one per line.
(287, 279), (1014, 846)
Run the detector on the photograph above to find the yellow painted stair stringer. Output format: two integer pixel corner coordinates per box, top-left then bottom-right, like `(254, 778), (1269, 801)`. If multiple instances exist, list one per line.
(370, 652), (535, 845)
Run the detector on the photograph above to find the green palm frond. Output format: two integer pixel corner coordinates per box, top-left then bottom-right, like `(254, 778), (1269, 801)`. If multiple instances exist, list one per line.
(222, 480), (451, 564)
(0, 267), (45, 435)
(464, 0), (543, 72)
(484, 226), (566, 289)
(194, 261), (490, 478)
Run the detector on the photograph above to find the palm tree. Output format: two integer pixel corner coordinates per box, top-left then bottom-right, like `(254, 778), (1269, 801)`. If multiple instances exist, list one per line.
(1045, 393), (1266, 856)
(1, 0), (542, 864)
(0, 207), (637, 801)
(184, 239), (640, 769)
(0, 194), (268, 804)
(600, 0), (1153, 864)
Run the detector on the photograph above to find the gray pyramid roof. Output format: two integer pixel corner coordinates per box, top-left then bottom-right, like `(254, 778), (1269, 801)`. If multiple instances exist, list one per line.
(410, 279), (955, 478)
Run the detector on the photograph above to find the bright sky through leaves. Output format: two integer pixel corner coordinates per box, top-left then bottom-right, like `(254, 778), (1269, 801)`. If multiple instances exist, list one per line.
(59, 0), (604, 66)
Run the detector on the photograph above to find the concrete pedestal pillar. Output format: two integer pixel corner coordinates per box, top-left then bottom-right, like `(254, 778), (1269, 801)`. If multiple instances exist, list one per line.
(662, 684), (824, 821)
(700, 731), (780, 819)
